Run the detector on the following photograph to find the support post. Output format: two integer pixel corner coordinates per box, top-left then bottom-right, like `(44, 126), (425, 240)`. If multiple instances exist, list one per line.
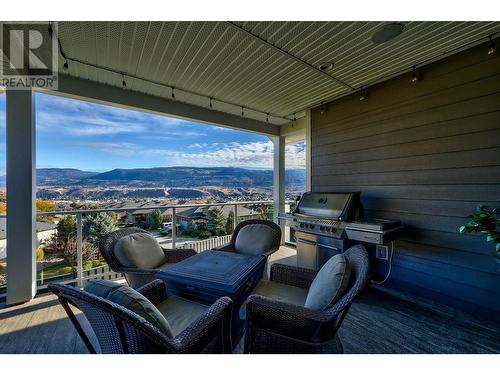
(171, 207), (177, 249)
(305, 109), (312, 191)
(6, 89), (37, 305)
(76, 213), (83, 287)
(271, 135), (285, 243)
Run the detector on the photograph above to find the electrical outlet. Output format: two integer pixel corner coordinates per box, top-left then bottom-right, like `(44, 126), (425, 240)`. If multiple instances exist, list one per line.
(376, 244), (389, 261)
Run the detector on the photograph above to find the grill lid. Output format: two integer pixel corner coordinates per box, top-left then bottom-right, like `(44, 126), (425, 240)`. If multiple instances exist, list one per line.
(294, 192), (360, 221)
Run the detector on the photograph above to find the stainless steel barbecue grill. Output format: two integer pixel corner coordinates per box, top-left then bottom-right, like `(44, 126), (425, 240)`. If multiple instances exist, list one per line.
(280, 192), (402, 270)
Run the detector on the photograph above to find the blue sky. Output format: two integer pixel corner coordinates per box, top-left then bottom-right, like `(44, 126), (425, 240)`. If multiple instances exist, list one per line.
(0, 93), (305, 174)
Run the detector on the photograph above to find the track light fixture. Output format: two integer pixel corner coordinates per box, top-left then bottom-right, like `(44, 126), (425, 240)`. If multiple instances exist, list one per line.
(488, 36), (496, 55)
(411, 66), (419, 83)
(266, 113), (270, 123)
(171, 87), (175, 99)
(320, 102), (326, 115)
(359, 88), (367, 101)
(241, 106), (245, 117)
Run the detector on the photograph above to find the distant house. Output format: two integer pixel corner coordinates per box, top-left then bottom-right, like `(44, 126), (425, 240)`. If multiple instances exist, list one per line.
(0, 218), (57, 260)
(176, 205), (260, 231)
(105, 201), (171, 225)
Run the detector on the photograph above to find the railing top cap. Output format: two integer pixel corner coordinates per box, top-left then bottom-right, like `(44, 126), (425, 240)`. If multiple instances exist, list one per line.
(0, 199), (294, 217)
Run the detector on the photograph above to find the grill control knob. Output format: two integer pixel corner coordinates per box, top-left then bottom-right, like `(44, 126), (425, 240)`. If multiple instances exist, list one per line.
(309, 224), (315, 229)
(320, 225), (325, 231)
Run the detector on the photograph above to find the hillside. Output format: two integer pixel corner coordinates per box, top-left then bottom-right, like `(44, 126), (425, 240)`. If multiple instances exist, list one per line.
(1, 167), (306, 190)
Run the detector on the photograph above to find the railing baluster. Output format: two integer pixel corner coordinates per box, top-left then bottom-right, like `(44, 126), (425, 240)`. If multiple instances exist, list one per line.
(76, 212), (83, 287)
(234, 204), (238, 230)
(171, 207), (176, 250)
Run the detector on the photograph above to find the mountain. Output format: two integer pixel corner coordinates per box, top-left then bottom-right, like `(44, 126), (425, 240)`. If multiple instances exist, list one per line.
(1, 167), (306, 189)
(86, 167), (274, 188)
(36, 168), (98, 185)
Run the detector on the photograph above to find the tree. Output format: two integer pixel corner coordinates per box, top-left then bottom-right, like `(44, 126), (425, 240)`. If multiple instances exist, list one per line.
(207, 207), (226, 236)
(63, 236), (98, 266)
(0, 192), (6, 214)
(36, 199), (57, 221)
(57, 215), (77, 241)
(83, 212), (115, 246)
(146, 209), (163, 230)
(257, 205), (273, 220)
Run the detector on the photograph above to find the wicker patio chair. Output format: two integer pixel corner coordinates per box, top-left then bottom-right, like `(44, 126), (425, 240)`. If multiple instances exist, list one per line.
(213, 219), (282, 258)
(99, 227), (196, 289)
(244, 244), (370, 354)
(49, 279), (233, 354)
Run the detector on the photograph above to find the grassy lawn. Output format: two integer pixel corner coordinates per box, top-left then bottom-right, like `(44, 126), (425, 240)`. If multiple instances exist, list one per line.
(37, 259), (107, 279)
(37, 262), (75, 279)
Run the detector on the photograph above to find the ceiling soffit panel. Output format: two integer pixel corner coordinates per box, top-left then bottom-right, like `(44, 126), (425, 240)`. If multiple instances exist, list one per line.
(54, 21), (500, 125)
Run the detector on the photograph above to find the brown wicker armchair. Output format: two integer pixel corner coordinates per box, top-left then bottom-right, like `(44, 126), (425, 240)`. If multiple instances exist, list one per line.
(49, 279), (233, 354)
(99, 227), (196, 289)
(244, 245), (370, 353)
(214, 219), (282, 258)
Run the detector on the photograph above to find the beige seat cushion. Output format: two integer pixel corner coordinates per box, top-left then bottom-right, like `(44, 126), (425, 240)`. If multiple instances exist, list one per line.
(156, 296), (209, 337)
(234, 224), (275, 256)
(84, 280), (174, 338)
(304, 254), (351, 311)
(113, 232), (165, 269)
(239, 280), (308, 319)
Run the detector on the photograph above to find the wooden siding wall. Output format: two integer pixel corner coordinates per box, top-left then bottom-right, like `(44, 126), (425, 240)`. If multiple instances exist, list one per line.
(311, 40), (500, 321)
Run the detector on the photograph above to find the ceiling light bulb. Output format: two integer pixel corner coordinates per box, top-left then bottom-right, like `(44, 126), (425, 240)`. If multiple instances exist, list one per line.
(359, 90), (366, 101)
(488, 40), (496, 55)
(411, 67), (419, 83)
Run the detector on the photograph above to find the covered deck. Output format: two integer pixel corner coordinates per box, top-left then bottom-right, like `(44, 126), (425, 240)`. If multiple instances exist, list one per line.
(1, 21), (500, 354)
(1, 247), (500, 354)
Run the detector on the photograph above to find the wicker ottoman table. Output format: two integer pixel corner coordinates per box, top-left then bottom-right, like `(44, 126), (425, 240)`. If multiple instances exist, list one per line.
(157, 250), (266, 343)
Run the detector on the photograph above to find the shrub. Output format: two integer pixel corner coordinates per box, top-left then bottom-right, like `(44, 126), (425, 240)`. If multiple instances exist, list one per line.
(59, 266), (74, 275)
(159, 231), (169, 237)
(36, 247), (45, 262)
(92, 260), (102, 268)
(83, 260), (93, 270)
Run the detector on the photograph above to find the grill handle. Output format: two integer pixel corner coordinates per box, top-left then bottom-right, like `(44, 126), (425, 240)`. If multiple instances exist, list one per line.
(297, 237), (317, 246)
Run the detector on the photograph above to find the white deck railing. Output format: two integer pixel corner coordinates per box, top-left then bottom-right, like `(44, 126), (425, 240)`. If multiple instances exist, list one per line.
(0, 200), (294, 294)
(178, 234), (233, 253)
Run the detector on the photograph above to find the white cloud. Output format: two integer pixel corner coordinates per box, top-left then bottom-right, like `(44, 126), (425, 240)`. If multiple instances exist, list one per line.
(142, 140), (306, 169)
(83, 142), (141, 157)
(35, 93), (207, 137)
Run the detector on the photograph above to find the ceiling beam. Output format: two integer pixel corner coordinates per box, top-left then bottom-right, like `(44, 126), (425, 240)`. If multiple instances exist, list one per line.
(45, 74), (280, 136)
(226, 22), (356, 91)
